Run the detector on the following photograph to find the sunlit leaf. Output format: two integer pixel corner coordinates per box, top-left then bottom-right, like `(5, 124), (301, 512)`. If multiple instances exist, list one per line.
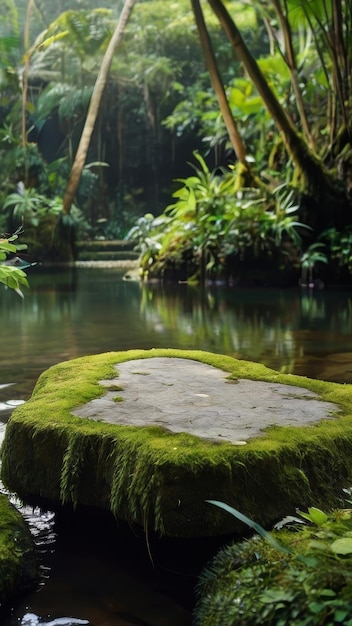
(298, 507), (328, 525)
(331, 538), (352, 555)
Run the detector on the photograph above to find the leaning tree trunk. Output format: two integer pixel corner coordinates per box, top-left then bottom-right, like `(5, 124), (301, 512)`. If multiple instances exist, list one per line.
(190, 0), (248, 167)
(270, 0), (315, 150)
(206, 0), (338, 202)
(21, 0), (35, 186)
(62, 0), (137, 215)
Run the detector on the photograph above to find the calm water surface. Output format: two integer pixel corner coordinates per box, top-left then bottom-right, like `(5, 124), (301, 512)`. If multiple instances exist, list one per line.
(1, 267), (352, 626)
(1, 266), (352, 396)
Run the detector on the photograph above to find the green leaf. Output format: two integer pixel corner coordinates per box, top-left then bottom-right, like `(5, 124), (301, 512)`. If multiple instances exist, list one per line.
(260, 589), (293, 604)
(6, 274), (17, 289)
(296, 555), (319, 568)
(298, 507), (328, 525)
(307, 539), (331, 552)
(193, 151), (209, 175)
(335, 610), (349, 622)
(0, 241), (17, 253)
(319, 589), (336, 597)
(330, 538), (352, 555)
(308, 602), (324, 614)
(37, 30), (69, 51)
(206, 500), (292, 554)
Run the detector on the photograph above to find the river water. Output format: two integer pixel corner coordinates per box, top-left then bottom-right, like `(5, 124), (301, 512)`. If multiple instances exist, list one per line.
(1, 266), (352, 626)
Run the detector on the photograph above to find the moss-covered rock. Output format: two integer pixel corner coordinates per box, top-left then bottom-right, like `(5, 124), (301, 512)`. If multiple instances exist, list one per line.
(2, 349), (352, 537)
(0, 494), (38, 613)
(194, 507), (352, 625)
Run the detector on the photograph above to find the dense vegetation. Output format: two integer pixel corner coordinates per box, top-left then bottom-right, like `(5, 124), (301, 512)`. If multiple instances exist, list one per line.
(0, 0), (351, 282)
(195, 504), (352, 625)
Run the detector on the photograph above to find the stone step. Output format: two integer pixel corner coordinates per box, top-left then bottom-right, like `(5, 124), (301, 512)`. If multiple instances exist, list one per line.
(76, 239), (136, 252)
(75, 240), (139, 261)
(76, 250), (139, 261)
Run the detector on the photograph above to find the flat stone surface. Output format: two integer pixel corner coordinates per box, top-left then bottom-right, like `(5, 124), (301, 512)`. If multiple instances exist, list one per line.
(73, 358), (339, 444)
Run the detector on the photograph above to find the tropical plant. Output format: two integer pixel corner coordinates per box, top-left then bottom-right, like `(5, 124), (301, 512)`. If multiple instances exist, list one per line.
(194, 501), (352, 626)
(2, 188), (87, 259)
(201, 0), (352, 229)
(127, 212), (163, 276)
(2, 0), (351, 273)
(320, 227), (352, 275)
(63, 0), (137, 214)
(3, 188), (59, 227)
(129, 153), (307, 282)
(300, 242), (328, 286)
(0, 229), (29, 296)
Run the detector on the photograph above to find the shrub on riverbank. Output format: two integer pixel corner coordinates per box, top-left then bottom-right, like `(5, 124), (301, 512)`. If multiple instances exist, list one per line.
(194, 506), (352, 625)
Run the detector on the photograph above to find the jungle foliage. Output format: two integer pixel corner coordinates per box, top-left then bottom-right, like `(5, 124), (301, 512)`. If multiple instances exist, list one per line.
(0, 0), (230, 257)
(195, 503), (352, 625)
(128, 152), (307, 283)
(0, 0), (351, 278)
(130, 0), (352, 284)
(0, 229), (29, 296)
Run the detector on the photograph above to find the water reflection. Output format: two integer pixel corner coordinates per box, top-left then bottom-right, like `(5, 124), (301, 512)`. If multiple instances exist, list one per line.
(1, 269), (352, 403)
(4, 506), (196, 626)
(140, 282), (352, 382)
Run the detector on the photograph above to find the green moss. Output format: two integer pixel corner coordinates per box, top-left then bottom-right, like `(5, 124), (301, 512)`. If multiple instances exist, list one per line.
(2, 349), (352, 537)
(0, 494), (38, 613)
(113, 396), (124, 402)
(194, 509), (352, 625)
